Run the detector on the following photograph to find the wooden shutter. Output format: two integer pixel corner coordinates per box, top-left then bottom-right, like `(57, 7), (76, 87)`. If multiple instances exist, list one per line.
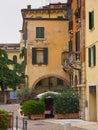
(93, 45), (96, 66)
(89, 11), (94, 29)
(43, 48), (48, 65)
(91, 11), (94, 29)
(76, 31), (80, 51)
(32, 48), (36, 64)
(88, 48), (91, 67)
(36, 27), (44, 38)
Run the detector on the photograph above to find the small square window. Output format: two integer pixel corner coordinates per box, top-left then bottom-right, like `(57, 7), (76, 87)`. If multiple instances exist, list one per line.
(36, 27), (44, 39)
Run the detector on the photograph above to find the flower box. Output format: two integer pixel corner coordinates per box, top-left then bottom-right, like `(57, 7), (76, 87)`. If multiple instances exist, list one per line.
(31, 114), (45, 120)
(54, 113), (79, 119)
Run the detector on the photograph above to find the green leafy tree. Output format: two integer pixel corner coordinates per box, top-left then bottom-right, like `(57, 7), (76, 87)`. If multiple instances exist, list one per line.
(0, 49), (24, 91)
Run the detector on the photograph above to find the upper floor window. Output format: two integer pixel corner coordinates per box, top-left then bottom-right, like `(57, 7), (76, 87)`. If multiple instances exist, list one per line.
(88, 45), (96, 67)
(36, 27), (44, 39)
(76, 31), (80, 52)
(69, 40), (72, 52)
(13, 55), (17, 62)
(77, 0), (81, 8)
(32, 48), (48, 65)
(89, 10), (94, 30)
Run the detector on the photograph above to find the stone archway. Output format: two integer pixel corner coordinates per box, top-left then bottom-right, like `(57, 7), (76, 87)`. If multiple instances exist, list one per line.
(32, 74), (69, 94)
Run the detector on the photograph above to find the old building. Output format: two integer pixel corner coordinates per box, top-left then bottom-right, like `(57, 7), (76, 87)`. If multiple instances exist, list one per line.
(85, 0), (98, 121)
(0, 43), (20, 63)
(20, 3), (69, 93)
(62, 0), (86, 119)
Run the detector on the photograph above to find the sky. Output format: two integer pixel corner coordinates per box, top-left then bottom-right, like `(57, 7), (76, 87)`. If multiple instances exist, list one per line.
(0, 0), (67, 43)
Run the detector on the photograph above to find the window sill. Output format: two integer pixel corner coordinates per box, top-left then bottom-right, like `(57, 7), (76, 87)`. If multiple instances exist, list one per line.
(35, 38), (46, 41)
(89, 27), (95, 31)
(33, 64), (47, 66)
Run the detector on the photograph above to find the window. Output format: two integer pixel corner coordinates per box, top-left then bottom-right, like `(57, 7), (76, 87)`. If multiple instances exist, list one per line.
(36, 50), (44, 64)
(57, 78), (63, 85)
(89, 10), (94, 30)
(36, 27), (44, 39)
(13, 55), (17, 62)
(76, 31), (80, 52)
(69, 40), (72, 52)
(32, 48), (48, 65)
(88, 45), (96, 67)
(77, 0), (81, 8)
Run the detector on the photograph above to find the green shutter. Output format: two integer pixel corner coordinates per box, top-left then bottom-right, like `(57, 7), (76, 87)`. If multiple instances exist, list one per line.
(32, 48), (36, 64)
(89, 12), (92, 29)
(69, 40), (72, 52)
(89, 11), (94, 29)
(91, 11), (94, 29)
(25, 48), (27, 65)
(88, 48), (91, 67)
(76, 31), (80, 51)
(93, 45), (96, 66)
(44, 48), (48, 65)
(36, 27), (44, 38)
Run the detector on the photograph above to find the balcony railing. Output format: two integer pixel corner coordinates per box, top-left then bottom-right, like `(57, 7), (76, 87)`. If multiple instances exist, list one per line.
(62, 51), (81, 71)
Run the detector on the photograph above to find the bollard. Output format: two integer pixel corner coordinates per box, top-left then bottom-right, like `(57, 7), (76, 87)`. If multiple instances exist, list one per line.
(24, 120), (27, 130)
(12, 112), (14, 130)
(22, 118), (25, 130)
(16, 116), (18, 130)
(64, 122), (71, 130)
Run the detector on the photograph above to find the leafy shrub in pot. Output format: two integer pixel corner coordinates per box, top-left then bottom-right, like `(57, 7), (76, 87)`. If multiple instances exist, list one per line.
(21, 99), (45, 119)
(0, 109), (10, 129)
(53, 90), (79, 114)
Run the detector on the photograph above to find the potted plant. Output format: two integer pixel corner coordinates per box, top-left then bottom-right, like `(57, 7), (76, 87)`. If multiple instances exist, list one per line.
(53, 90), (79, 119)
(21, 99), (45, 119)
(0, 109), (11, 130)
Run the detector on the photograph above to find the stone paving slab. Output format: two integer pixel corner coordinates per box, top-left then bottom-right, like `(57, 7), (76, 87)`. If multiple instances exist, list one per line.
(43, 119), (98, 130)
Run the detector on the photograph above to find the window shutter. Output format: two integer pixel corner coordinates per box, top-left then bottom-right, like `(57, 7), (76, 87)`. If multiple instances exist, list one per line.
(76, 31), (80, 51)
(93, 45), (96, 66)
(36, 27), (44, 38)
(25, 48), (27, 65)
(91, 11), (94, 29)
(89, 11), (94, 29)
(40, 27), (44, 38)
(88, 48), (91, 67)
(69, 40), (72, 52)
(44, 48), (48, 65)
(32, 48), (36, 64)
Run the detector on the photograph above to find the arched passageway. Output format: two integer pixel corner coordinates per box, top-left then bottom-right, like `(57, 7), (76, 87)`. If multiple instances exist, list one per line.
(33, 75), (69, 94)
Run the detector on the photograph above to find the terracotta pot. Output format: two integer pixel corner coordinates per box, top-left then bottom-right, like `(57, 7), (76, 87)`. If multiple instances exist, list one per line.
(31, 114), (45, 120)
(54, 113), (79, 119)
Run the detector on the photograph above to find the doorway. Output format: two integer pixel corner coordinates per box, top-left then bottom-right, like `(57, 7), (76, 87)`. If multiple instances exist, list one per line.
(89, 86), (97, 121)
(44, 97), (54, 118)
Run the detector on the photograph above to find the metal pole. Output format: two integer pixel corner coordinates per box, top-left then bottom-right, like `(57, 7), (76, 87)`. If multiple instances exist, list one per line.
(24, 120), (27, 130)
(12, 112), (14, 130)
(16, 116), (18, 130)
(22, 118), (25, 130)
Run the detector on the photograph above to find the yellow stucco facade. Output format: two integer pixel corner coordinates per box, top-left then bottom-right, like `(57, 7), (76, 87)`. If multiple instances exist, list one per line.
(85, 0), (98, 121)
(21, 3), (69, 92)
